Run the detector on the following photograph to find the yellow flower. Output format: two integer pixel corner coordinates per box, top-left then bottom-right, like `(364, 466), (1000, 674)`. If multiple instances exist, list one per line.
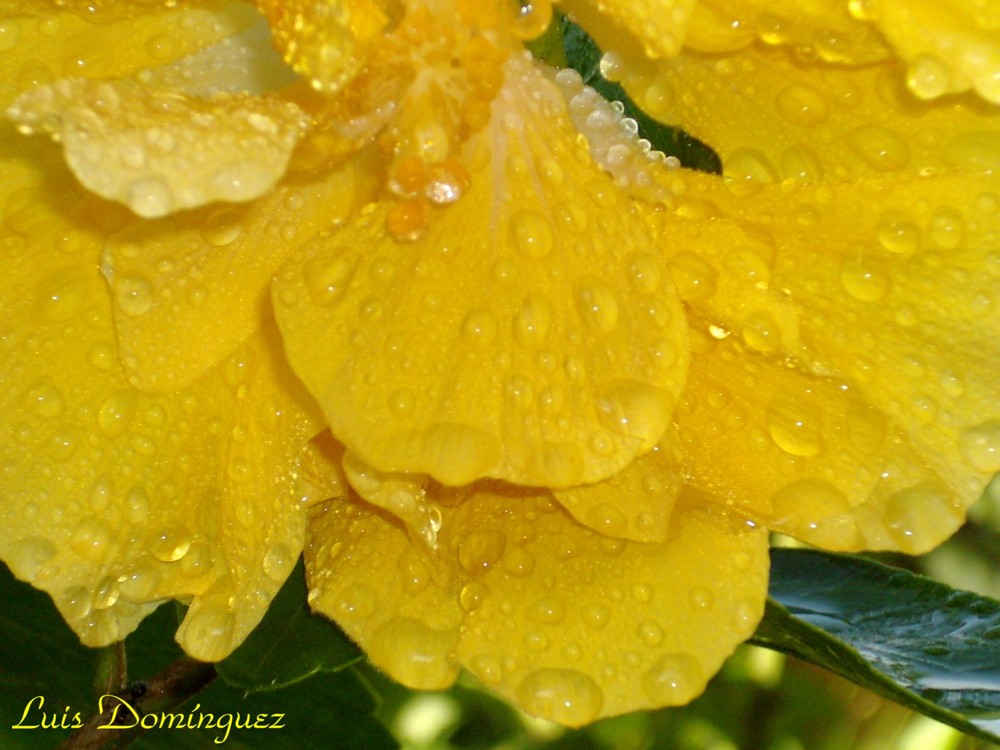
(1, 0), (998, 727)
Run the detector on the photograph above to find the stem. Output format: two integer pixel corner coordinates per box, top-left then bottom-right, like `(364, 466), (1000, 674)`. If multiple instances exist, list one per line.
(58, 657), (217, 750)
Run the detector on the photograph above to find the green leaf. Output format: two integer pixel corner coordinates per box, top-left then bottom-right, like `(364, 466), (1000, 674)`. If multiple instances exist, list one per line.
(751, 548), (1000, 744)
(217, 557), (363, 693)
(545, 13), (722, 175)
(0, 562), (96, 749)
(131, 668), (397, 750)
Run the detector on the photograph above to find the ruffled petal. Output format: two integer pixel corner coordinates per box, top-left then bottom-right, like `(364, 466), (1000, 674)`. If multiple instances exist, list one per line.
(0, 2), (261, 107)
(0, 162), (321, 658)
(102, 155), (369, 392)
(667, 167), (1000, 553)
(8, 77), (310, 218)
(304, 484), (768, 725)
(273, 55), (690, 488)
(627, 44), (999, 184)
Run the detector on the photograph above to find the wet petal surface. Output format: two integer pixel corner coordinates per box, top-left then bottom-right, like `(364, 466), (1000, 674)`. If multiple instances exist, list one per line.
(273, 55), (690, 488)
(304, 483), (768, 724)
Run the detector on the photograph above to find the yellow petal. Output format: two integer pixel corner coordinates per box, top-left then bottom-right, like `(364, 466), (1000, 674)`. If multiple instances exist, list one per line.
(254, 0), (390, 93)
(8, 77), (310, 218)
(870, 0), (1000, 102)
(304, 484), (768, 725)
(0, 175), (320, 658)
(0, 2), (261, 107)
(627, 44), (999, 184)
(559, 0), (697, 58)
(552, 425), (685, 542)
(102, 154), (369, 392)
(669, 168), (1000, 554)
(683, 0), (889, 61)
(273, 55), (690, 488)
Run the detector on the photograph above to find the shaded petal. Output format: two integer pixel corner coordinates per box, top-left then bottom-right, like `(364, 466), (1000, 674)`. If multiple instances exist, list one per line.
(304, 484), (768, 725)
(273, 55), (690, 488)
(103, 155), (370, 392)
(0, 168), (321, 658)
(670, 169), (1000, 553)
(0, 2), (261, 107)
(8, 77), (310, 218)
(628, 44), (999, 184)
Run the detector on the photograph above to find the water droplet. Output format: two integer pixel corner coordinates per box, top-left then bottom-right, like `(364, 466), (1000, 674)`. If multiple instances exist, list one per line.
(93, 576), (120, 610)
(575, 279), (619, 332)
(741, 311), (781, 353)
(877, 214), (920, 254)
(512, 293), (552, 347)
(689, 586), (715, 610)
(119, 565), (161, 600)
(201, 207), (244, 246)
(124, 486), (149, 524)
(595, 380), (672, 450)
(5, 536), (55, 581)
(509, 0), (553, 40)
(638, 620), (664, 646)
(150, 526), (191, 562)
(70, 517), (116, 562)
(907, 54), (953, 99)
(0, 18), (21, 53)
(336, 582), (377, 618)
(368, 618), (459, 688)
(458, 530), (506, 575)
(461, 308), (499, 345)
(509, 209), (554, 259)
(582, 603), (611, 629)
(586, 502), (627, 536)
(528, 596), (567, 624)
(502, 547), (535, 577)
(127, 176), (174, 218)
(884, 481), (959, 554)
(771, 478), (863, 548)
(98, 390), (138, 438)
(515, 669), (604, 726)
(303, 251), (357, 307)
(840, 253), (890, 301)
(776, 83), (829, 126)
(929, 206), (964, 250)
(767, 393), (823, 456)
(632, 583), (653, 602)
(470, 654), (503, 684)
(627, 253), (663, 295)
(263, 543), (294, 582)
(181, 603), (236, 662)
(669, 251), (718, 301)
(459, 581), (489, 612)
(114, 275), (155, 316)
(22, 380), (65, 418)
(641, 653), (704, 705)
(959, 421), (1000, 472)
(847, 125), (910, 172)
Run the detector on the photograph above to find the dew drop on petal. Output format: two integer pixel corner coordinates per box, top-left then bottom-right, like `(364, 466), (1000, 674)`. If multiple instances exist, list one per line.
(959, 421), (1000, 472)
(767, 393), (823, 456)
(515, 668), (604, 726)
(641, 653), (704, 705)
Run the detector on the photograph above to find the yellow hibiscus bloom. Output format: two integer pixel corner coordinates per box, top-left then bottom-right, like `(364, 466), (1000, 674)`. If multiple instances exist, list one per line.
(1, 0), (998, 728)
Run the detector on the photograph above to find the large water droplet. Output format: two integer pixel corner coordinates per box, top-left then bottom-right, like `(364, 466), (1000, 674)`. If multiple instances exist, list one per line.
(98, 390), (138, 438)
(515, 668), (604, 726)
(114, 275), (155, 316)
(509, 209), (554, 259)
(574, 279), (619, 332)
(959, 421), (1000, 472)
(641, 653), (704, 705)
(368, 618), (459, 689)
(767, 393), (823, 456)
(458, 530), (506, 575)
(775, 83), (829, 126)
(512, 294), (552, 347)
(150, 525), (192, 562)
(771, 478), (863, 548)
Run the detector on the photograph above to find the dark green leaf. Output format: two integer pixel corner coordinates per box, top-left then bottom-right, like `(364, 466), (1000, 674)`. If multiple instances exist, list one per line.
(0, 562), (96, 749)
(132, 668), (397, 750)
(551, 13), (722, 175)
(751, 548), (1000, 744)
(217, 558), (362, 693)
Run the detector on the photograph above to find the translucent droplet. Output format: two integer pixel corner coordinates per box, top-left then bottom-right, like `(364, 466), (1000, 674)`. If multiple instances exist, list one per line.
(98, 390), (138, 439)
(70, 517), (116, 562)
(470, 654), (503, 684)
(508, 209), (554, 259)
(458, 530), (506, 575)
(515, 669), (604, 727)
(641, 653), (704, 705)
(336, 582), (377, 618)
(527, 596), (567, 624)
(114, 275), (155, 317)
(22, 380), (65, 418)
(595, 380), (672, 450)
(368, 618), (459, 688)
(150, 526), (192, 562)
(127, 176), (174, 218)
(840, 253), (889, 302)
(907, 54), (953, 100)
(775, 83), (829, 126)
(929, 206), (964, 250)
(263, 543), (295, 582)
(847, 125), (910, 172)
(461, 308), (499, 345)
(180, 603), (237, 662)
(669, 251), (718, 301)
(877, 214), (920, 254)
(582, 603), (611, 629)
(575, 279), (619, 332)
(119, 565), (161, 600)
(502, 547), (535, 577)
(767, 393), (823, 456)
(512, 293), (552, 347)
(303, 251), (357, 307)
(741, 311), (780, 353)
(959, 421), (1000, 472)
(771, 478), (863, 548)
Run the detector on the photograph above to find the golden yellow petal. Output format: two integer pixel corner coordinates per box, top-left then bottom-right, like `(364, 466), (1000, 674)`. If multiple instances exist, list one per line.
(0, 2), (261, 107)
(684, 0), (890, 61)
(551, 426), (685, 542)
(254, 0), (390, 93)
(870, 0), (1000, 102)
(8, 77), (309, 218)
(102, 155), (368, 392)
(304, 484), (768, 725)
(273, 56), (690, 488)
(559, 0), (697, 58)
(0, 167), (320, 658)
(627, 44), (999, 184)
(669, 169), (1000, 554)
